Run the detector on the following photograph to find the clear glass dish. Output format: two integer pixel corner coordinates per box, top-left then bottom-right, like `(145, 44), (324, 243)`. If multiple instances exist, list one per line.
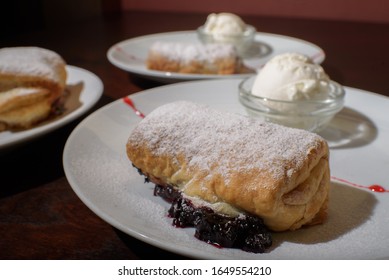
(239, 76), (345, 132)
(197, 25), (256, 56)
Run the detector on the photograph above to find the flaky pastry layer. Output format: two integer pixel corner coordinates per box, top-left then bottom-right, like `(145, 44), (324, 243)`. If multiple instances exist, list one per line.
(126, 101), (330, 231)
(0, 47), (67, 131)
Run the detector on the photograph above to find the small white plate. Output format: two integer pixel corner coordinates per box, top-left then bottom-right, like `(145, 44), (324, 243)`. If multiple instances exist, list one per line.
(107, 31), (325, 83)
(63, 79), (389, 259)
(0, 65), (103, 150)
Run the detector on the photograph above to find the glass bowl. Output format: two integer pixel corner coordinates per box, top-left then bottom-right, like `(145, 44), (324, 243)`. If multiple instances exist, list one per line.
(197, 25), (256, 56)
(238, 76), (345, 132)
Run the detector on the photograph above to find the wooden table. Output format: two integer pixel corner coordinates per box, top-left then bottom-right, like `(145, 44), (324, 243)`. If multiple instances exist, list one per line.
(1, 11), (389, 259)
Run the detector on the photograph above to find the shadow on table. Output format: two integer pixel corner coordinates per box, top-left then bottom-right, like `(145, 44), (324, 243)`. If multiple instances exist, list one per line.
(0, 93), (113, 199)
(114, 228), (190, 260)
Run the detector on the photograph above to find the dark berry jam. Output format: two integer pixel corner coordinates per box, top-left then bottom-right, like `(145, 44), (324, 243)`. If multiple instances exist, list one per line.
(134, 166), (272, 253)
(156, 184), (272, 253)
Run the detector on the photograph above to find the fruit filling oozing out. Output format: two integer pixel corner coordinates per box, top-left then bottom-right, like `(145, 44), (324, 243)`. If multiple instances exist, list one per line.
(135, 166), (272, 253)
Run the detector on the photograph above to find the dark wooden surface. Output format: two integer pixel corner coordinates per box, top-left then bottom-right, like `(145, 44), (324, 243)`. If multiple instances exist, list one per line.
(1, 11), (389, 259)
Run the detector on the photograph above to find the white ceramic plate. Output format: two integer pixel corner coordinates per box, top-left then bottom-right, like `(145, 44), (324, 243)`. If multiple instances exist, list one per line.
(0, 65), (103, 150)
(107, 31), (325, 83)
(63, 79), (389, 259)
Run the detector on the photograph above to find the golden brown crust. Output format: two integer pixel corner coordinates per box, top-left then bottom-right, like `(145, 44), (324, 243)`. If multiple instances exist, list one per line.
(0, 47), (67, 131)
(126, 101), (330, 231)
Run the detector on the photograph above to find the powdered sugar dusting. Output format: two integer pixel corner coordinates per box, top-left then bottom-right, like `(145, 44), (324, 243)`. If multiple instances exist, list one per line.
(149, 41), (237, 63)
(0, 46), (65, 83)
(128, 101), (324, 187)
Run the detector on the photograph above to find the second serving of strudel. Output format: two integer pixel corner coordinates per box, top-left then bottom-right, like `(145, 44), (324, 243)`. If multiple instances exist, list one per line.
(146, 41), (252, 75)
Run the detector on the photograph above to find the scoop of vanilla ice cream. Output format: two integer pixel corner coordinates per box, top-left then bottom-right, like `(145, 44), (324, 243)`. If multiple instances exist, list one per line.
(203, 13), (246, 38)
(252, 53), (331, 101)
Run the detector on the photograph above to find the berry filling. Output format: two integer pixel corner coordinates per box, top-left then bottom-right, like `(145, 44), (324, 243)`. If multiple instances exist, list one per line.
(135, 166), (272, 253)
(156, 184), (272, 253)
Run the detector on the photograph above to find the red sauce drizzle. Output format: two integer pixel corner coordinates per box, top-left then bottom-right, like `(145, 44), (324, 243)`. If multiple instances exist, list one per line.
(331, 176), (388, 193)
(368, 185), (387, 193)
(123, 96), (145, 118)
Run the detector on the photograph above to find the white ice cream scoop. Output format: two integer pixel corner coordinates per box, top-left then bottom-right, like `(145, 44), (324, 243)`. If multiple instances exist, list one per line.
(203, 13), (247, 39)
(239, 52), (345, 131)
(252, 53), (331, 101)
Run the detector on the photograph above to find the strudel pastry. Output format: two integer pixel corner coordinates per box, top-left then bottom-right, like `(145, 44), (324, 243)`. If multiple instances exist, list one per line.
(126, 101), (330, 251)
(0, 46), (67, 131)
(146, 41), (252, 75)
